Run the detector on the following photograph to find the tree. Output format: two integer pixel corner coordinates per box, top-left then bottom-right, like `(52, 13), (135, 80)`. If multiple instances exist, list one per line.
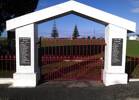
(0, 0), (39, 54)
(51, 20), (59, 38)
(72, 25), (80, 39)
(0, 0), (39, 36)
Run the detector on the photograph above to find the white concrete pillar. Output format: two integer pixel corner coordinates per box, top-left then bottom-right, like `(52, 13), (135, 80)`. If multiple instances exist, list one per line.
(103, 24), (128, 86)
(13, 24), (39, 87)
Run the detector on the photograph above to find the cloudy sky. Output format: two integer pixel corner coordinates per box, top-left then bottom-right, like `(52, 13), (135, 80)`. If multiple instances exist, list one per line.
(33, 0), (139, 37)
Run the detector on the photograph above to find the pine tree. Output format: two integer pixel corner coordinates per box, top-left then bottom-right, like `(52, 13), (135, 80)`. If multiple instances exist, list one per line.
(72, 25), (79, 39)
(51, 20), (59, 38)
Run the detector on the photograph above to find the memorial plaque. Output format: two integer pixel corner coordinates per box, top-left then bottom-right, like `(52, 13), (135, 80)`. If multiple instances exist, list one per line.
(19, 37), (31, 65)
(111, 38), (123, 66)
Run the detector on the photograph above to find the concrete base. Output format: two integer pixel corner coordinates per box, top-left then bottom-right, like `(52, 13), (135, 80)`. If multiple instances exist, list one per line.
(129, 79), (139, 82)
(103, 70), (128, 86)
(13, 73), (37, 87)
(0, 78), (13, 84)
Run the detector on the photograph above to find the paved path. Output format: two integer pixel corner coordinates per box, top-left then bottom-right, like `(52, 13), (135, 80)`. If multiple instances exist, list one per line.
(0, 81), (139, 100)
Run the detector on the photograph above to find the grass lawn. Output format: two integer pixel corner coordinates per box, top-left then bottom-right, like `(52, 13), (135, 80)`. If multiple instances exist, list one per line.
(126, 40), (139, 78)
(126, 40), (139, 57)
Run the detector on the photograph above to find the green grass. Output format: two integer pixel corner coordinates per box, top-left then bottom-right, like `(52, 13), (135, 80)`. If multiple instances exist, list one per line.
(126, 40), (139, 57)
(126, 40), (139, 78)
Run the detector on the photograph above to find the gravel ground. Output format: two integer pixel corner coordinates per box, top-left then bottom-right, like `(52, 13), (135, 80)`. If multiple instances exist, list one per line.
(0, 81), (139, 100)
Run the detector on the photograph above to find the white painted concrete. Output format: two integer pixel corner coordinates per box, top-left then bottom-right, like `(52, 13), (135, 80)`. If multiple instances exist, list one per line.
(129, 79), (139, 82)
(13, 73), (37, 87)
(0, 78), (13, 84)
(15, 24), (36, 73)
(103, 71), (128, 86)
(13, 24), (39, 87)
(103, 24), (128, 86)
(5, 0), (136, 87)
(6, 0), (136, 32)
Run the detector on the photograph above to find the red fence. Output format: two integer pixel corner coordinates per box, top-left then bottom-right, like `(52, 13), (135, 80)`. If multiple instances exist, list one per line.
(40, 55), (104, 81)
(0, 55), (16, 78)
(39, 38), (105, 82)
(126, 56), (139, 79)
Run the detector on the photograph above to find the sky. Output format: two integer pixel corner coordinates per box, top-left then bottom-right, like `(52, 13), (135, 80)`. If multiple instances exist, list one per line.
(36, 0), (139, 38)
(2, 0), (139, 37)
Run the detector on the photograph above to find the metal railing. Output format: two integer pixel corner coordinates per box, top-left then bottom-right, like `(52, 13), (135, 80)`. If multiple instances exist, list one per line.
(39, 38), (105, 82)
(0, 55), (16, 78)
(126, 56), (139, 79)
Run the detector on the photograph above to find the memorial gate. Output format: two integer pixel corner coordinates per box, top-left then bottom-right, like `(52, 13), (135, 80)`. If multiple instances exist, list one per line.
(6, 0), (136, 87)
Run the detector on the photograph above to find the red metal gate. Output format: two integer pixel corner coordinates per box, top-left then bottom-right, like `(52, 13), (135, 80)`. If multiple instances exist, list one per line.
(126, 56), (139, 79)
(39, 38), (105, 82)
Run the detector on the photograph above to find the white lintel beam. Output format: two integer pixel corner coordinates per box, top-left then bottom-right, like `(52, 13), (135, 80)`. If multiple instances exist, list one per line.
(6, 0), (136, 32)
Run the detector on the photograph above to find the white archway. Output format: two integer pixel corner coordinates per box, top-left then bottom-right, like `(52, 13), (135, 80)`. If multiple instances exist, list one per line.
(6, 0), (136, 87)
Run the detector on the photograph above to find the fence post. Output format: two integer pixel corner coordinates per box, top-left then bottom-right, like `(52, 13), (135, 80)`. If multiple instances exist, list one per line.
(103, 24), (128, 86)
(13, 24), (39, 87)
